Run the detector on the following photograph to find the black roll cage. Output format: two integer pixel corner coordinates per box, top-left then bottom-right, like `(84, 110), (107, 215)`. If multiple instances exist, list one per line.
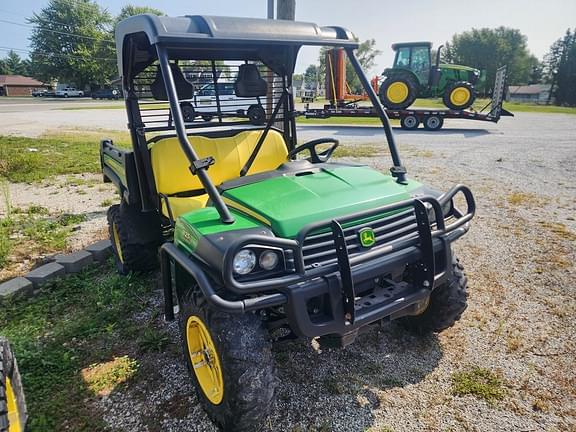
(121, 32), (407, 225)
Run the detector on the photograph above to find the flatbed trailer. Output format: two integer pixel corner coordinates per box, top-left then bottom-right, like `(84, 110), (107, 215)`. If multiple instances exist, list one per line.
(304, 65), (513, 131)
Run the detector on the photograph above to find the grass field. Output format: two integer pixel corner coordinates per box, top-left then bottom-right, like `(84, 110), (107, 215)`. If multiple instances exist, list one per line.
(0, 262), (157, 431)
(0, 130), (130, 183)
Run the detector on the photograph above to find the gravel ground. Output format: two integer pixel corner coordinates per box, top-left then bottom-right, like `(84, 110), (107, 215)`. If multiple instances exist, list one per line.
(2, 107), (575, 430)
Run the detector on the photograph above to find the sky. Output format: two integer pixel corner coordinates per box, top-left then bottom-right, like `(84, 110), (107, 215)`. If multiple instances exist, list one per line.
(1, 0), (575, 75)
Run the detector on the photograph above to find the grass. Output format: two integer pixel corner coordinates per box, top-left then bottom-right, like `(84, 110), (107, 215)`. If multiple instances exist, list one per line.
(0, 263), (154, 431)
(452, 367), (507, 403)
(0, 130), (131, 183)
(333, 144), (382, 158)
(0, 205), (87, 279)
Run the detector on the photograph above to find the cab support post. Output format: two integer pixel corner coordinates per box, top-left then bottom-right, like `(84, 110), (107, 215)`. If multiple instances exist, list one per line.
(346, 48), (407, 184)
(156, 46), (235, 224)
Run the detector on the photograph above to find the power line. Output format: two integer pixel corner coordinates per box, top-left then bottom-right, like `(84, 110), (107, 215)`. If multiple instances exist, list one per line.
(0, 18), (114, 44)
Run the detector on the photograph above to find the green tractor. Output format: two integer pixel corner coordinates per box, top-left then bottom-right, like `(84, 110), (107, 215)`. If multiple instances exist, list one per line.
(379, 42), (481, 111)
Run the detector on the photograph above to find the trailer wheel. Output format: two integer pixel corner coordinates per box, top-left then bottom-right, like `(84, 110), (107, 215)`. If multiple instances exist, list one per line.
(423, 115), (444, 131)
(107, 204), (162, 275)
(1, 338), (27, 432)
(400, 115), (420, 130)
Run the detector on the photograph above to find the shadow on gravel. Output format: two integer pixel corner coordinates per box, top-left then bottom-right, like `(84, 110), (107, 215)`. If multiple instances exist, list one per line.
(267, 323), (442, 431)
(297, 124), (492, 139)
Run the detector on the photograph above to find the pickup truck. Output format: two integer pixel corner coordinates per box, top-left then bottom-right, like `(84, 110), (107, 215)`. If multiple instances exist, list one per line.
(55, 87), (84, 98)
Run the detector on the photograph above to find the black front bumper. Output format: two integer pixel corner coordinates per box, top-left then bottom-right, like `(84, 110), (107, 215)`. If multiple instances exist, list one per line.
(161, 185), (475, 339)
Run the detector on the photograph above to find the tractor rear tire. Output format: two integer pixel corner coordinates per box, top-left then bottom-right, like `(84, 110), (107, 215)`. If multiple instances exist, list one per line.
(398, 256), (468, 334)
(378, 77), (417, 109)
(179, 286), (277, 432)
(443, 81), (476, 110)
(107, 203), (161, 275)
(1, 338), (27, 432)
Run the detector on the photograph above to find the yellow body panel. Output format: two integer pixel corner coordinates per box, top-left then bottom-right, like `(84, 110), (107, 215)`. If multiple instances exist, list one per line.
(150, 130), (288, 218)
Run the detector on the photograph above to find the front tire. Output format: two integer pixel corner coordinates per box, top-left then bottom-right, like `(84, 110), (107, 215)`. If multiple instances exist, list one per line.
(1, 338), (27, 432)
(398, 256), (468, 334)
(247, 105), (266, 125)
(378, 77), (417, 109)
(179, 287), (277, 431)
(107, 204), (161, 275)
(443, 81), (476, 110)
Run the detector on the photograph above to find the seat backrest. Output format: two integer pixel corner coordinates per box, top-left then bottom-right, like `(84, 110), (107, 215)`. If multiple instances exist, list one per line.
(234, 64), (268, 97)
(150, 130), (288, 196)
(150, 64), (194, 101)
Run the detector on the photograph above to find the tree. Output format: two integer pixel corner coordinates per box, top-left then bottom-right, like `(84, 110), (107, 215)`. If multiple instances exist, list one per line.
(115, 5), (164, 25)
(442, 27), (537, 90)
(318, 39), (382, 96)
(28, 0), (115, 89)
(0, 51), (30, 75)
(303, 65), (318, 89)
(545, 29), (576, 106)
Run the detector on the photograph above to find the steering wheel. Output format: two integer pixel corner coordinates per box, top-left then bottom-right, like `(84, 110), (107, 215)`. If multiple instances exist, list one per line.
(287, 138), (339, 164)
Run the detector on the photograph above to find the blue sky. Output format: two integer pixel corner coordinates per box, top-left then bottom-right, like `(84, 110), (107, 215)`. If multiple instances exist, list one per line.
(1, 0), (575, 74)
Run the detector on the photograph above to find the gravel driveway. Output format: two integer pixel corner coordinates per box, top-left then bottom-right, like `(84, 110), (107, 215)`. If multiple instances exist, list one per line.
(2, 106), (575, 431)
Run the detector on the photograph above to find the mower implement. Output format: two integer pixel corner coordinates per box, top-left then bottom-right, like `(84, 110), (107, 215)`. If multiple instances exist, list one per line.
(102, 13), (476, 431)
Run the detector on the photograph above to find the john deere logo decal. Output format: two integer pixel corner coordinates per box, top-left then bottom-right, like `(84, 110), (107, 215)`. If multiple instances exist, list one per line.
(359, 228), (376, 248)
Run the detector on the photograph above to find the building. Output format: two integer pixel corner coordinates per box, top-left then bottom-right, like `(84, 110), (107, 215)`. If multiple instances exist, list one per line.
(0, 75), (47, 96)
(507, 84), (552, 104)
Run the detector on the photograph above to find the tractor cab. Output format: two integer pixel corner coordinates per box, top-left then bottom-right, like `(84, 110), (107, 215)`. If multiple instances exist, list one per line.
(390, 41), (436, 87)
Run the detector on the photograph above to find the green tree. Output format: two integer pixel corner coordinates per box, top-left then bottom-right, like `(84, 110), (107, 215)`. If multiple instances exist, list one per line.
(304, 64), (318, 88)
(115, 5), (164, 25)
(318, 39), (382, 97)
(442, 27), (537, 89)
(28, 0), (115, 89)
(545, 28), (576, 106)
(0, 51), (30, 75)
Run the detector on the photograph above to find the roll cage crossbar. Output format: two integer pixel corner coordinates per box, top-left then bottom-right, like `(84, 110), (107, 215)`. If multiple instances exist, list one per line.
(155, 45), (406, 224)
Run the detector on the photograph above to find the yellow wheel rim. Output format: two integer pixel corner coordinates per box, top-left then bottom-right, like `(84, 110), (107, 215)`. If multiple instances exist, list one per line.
(6, 377), (22, 432)
(449, 87), (471, 107)
(186, 316), (224, 405)
(112, 223), (124, 264)
(386, 81), (409, 104)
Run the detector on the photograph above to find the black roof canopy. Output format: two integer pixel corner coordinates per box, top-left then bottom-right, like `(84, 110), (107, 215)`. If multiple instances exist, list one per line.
(115, 14), (358, 79)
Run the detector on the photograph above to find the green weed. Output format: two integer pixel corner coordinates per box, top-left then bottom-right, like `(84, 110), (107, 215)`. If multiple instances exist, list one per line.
(452, 367), (507, 403)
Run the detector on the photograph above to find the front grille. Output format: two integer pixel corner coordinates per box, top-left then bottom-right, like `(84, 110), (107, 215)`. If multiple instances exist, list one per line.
(301, 208), (419, 270)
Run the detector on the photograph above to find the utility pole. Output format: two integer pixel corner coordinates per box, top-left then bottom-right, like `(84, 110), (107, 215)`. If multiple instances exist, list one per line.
(267, 0), (274, 19)
(276, 0), (295, 20)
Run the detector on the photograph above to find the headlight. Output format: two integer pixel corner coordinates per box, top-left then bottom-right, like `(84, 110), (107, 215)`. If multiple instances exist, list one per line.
(259, 250), (279, 270)
(233, 249), (256, 275)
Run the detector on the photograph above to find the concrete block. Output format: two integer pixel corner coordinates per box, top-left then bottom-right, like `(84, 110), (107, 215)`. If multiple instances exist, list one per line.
(85, 239), (112, 262)
(55, 250), (93, 273)
(25, 262), (65, 287)
(0, 277), (34, 301)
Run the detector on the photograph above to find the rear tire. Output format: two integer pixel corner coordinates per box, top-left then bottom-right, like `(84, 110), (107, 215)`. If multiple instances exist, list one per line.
(378, 76), (417, 109)
(443, 81), (476, 110)
(247, 105), (266, 125)
(398, 256), (468, 334)
(179, 285), (277, 432)
(0, 338), (27, 432)
(107, 203), (161, 275)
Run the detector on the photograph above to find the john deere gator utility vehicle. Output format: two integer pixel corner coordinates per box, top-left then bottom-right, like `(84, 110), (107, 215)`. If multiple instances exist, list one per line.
(379, 42), (482, 110)
(103, 14), (476, 431)
(0, 338), (27, 432)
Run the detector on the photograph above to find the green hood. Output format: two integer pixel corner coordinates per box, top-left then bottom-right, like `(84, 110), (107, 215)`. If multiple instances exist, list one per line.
(222, 165), (422, 238)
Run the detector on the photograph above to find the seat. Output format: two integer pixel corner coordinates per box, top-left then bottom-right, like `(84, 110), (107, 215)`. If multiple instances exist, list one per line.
(234, 64), (268, 97)
(150, 129), (288, 218)
(150, 63), (194, 100)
